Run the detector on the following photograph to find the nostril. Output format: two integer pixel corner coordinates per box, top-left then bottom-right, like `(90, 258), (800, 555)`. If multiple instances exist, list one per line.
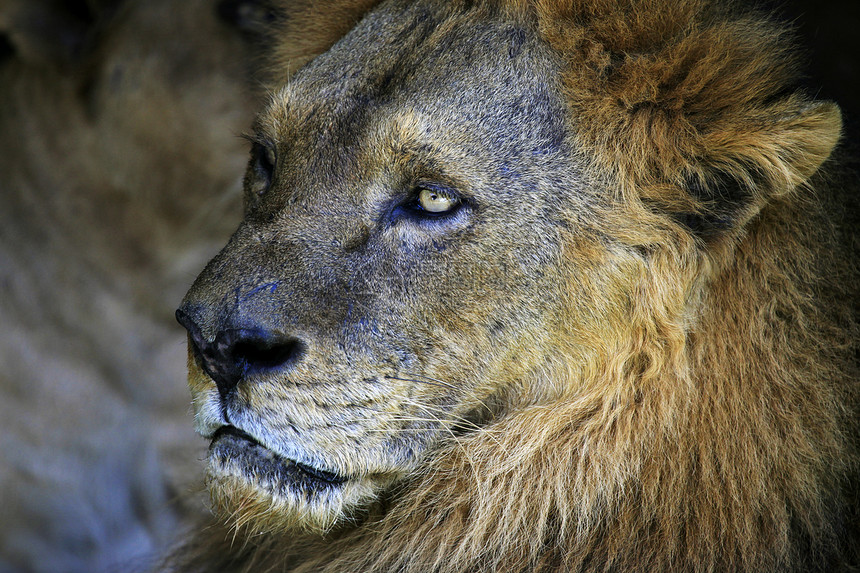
(175, 306), (305, 400)
(210, 329), (303, 399)
(232, 334), (304, 377)
(205, 328), (305, 401)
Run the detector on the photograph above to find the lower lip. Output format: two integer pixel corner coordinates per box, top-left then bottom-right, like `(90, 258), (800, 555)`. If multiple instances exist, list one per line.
(209, 426), (347, 489)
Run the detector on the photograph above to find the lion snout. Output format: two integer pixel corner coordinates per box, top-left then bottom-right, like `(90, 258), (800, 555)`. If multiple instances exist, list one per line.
(176, 306), (305, 401)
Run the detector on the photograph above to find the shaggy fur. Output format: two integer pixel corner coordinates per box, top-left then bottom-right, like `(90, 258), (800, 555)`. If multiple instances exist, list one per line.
(171, 0), (858, 571)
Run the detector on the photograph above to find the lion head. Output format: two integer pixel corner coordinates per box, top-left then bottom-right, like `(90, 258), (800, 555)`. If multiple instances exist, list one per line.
(176, 0), (858, 570)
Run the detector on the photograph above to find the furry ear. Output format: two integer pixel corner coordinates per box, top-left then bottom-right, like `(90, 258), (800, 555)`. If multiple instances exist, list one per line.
(534, 0), (843, 240)
(675, 98), (842, 237)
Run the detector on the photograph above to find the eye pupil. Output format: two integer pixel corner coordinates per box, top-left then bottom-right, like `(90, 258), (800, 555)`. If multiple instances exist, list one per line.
(418, 187), (459, 214)
(255, 144), (274, 176)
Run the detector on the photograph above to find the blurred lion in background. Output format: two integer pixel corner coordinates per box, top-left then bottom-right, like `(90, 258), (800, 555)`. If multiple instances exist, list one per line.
(0, 0), (261, 570)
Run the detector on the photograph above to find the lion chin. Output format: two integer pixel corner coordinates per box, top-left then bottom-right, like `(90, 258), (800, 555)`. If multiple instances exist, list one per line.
(205, 426), (379, 534)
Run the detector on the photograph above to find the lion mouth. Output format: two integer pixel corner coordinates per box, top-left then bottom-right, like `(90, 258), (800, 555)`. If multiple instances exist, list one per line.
(209, 426), (347, 489)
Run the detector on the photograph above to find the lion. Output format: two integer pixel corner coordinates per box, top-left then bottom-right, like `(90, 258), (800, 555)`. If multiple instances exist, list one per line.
(172, 0), (859, 571)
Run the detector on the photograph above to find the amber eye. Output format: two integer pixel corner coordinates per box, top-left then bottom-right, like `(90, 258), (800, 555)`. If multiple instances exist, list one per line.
(417, 186), (460, 213)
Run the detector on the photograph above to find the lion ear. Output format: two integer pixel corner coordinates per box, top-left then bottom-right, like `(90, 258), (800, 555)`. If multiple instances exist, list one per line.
(678, 98), (842, 237)
(680, 96), (842, 236)
(265, 0), (380, 84)
(770, 100), (843, 184)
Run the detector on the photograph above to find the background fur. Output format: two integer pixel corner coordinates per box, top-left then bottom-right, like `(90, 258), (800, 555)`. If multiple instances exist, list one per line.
(0, 1), (258, 570)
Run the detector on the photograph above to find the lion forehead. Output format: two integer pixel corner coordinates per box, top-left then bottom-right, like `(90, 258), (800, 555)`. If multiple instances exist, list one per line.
(262, 2), (567, 158)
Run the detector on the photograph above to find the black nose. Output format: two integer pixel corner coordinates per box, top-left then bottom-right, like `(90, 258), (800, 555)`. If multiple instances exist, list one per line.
(175, 308), (304, 401)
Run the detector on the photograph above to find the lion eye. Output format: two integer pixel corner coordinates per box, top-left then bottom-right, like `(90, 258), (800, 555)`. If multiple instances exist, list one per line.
(417, 187), (460, 213)
(248, 141), (276, 195)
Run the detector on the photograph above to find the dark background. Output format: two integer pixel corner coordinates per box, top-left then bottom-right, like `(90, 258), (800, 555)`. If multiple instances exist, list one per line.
(775, 0), (860, 140)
